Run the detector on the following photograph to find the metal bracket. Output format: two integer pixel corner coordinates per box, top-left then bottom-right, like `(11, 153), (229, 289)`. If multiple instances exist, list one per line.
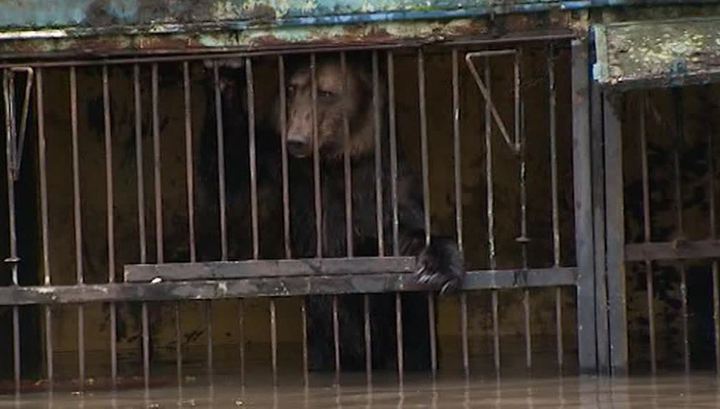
(465, 50), (522, 155)
(3, 67), (34, 181)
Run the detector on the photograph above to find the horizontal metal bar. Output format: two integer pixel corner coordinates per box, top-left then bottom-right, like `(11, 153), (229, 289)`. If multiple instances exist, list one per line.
(124, 257), (418, 282)
(0, 268), (576, 305)
(626, 240), (720, 262)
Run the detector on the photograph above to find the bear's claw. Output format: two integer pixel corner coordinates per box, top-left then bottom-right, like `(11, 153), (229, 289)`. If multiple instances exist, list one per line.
(414, 238), (464, 294)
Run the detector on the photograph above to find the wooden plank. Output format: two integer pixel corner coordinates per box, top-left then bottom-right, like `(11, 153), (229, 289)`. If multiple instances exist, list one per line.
(124, 257), (417, 282)
(0, 267), (577, 305)
(626, 240), (720, 262)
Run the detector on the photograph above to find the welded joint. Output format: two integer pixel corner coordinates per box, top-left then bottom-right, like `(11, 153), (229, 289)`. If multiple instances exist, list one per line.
(3, 67), (34, 181)
(465, 50), (522, 155)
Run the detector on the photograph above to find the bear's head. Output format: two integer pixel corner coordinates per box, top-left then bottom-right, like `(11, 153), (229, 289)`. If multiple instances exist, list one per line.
(280, 54), (385, 161)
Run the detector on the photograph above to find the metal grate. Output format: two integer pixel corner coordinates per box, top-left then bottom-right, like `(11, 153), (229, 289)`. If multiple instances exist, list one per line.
(0, 36), (588, 394)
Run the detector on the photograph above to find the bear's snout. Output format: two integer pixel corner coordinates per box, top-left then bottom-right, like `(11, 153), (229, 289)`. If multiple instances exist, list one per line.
(287, 138), (311, 158)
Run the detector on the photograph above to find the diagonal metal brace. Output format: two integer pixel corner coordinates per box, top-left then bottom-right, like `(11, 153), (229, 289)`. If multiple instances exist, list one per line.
(465, 50), (522, 155)
(3, 67), (34, 182)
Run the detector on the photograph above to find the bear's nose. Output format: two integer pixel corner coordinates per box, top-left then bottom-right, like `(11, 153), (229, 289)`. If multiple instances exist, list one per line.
(287, 140), (310, 158)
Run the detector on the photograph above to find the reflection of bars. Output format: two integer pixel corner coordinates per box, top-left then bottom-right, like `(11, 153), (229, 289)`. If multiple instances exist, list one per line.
(1, 38), (583, 393)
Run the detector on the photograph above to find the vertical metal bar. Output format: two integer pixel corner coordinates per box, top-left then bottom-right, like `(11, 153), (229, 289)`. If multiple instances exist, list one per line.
(363, 294), (372, 383)
(672, 88), (690, 373)
(547, 45), (563, 370)
(175, 301), (182, 387)
(515, 50), (532, 371)
(238, 300), (245, 385)
(134, 63), (151, 387)
(206, 301), (213, 378)
(372, 51), (384, 256)
(387, 52), (399, 256)
(141, 302), (150, 387)
(278, 56), (291, 259)
(395, 292), (403, 384)
(417, 52), (431, 246)
(69, 66), (86, 390)
(151, 63), (163, 264)
(604, 91), (628, 375)
(270, 299), (278, 385)
(452, 48), (469, 378)
(571, 40), (599, 374)
(102, 65), (119, 385)
(639, 94), (656, 374)
(309, 53), (322, 258)
(134, 64), (147, 265)
(183, 62), (196, 262)
(340, 53), (353, 257)
(332, 295), (341, 381)
(708, 89), (720, 374)
(212, 61), (228, 261)
(386, 50), (402, 384)
(246, 58), (259, 260)
(301, 299), (308, 386)
(4, 67), (21, 393)
(417, 48), (437, 377)
(36, 68), (54, 386)
(482, 57), (501, 373)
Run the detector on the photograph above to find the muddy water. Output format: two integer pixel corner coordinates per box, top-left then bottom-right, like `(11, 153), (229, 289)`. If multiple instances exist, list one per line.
(2, 374), (719, 408)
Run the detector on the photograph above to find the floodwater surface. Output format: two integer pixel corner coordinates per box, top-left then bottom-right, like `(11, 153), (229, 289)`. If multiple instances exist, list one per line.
(2, 374), (719, 408)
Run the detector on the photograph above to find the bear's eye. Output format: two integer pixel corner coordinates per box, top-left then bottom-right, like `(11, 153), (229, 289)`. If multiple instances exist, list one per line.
(318, 90), (335, 99)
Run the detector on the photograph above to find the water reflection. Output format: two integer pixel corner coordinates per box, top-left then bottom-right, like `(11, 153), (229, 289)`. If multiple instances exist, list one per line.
(3, 373), (720, 408)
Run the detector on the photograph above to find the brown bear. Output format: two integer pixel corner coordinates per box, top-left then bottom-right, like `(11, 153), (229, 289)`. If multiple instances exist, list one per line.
(273, 53), (464, 372)
(197, 54), (463, 372)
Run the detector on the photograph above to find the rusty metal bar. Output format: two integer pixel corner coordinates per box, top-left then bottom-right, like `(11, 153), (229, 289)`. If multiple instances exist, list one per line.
(428, 293), (437, 377)
(395, 292), (403, 384)
(133, 64), (147, 265)
(270, 299), (278, 385)
(372, 51), (384, 256)
(310, 53), (322, 258)
(238, 300), (246, 385)
(206, 300), (213, 378)
(69, 66), (87, 390)
(387, 52), (399, 256)
(212, 61), (228, 261)
(466, 50), (520, 154)
(341, 52), (353, 258)
(547, 44), (563, 370)
(102, 65), (119, 385)
(363, 294), (372, 383)
(452, 48), (469, 378)
(246, 58), (259, 260)
(0, 32), (577, 69)
(639, 93), (656, 374)
(301, 299), (308, 386)
(141, 302), (150, 387)
(151, 63), (163, 264)
(672, 88), (690, 373)
(4, 69), (20, 392)
(0, 268), (576, 305)
(125, 257), (417, 282)
(417, 49), (431, 246)
(175, 301), (182, 387)
(482, 56), (501, 373)
(332, 295), (341, 380)
(183, 62), (196, 262)
(36, 67), (54, 386)
(515, 50), (532, 371)
(278, 56), (291, 259)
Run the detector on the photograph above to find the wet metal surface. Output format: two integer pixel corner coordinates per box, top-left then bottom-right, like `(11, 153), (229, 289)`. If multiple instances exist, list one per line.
(3, 374), (720, 408)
